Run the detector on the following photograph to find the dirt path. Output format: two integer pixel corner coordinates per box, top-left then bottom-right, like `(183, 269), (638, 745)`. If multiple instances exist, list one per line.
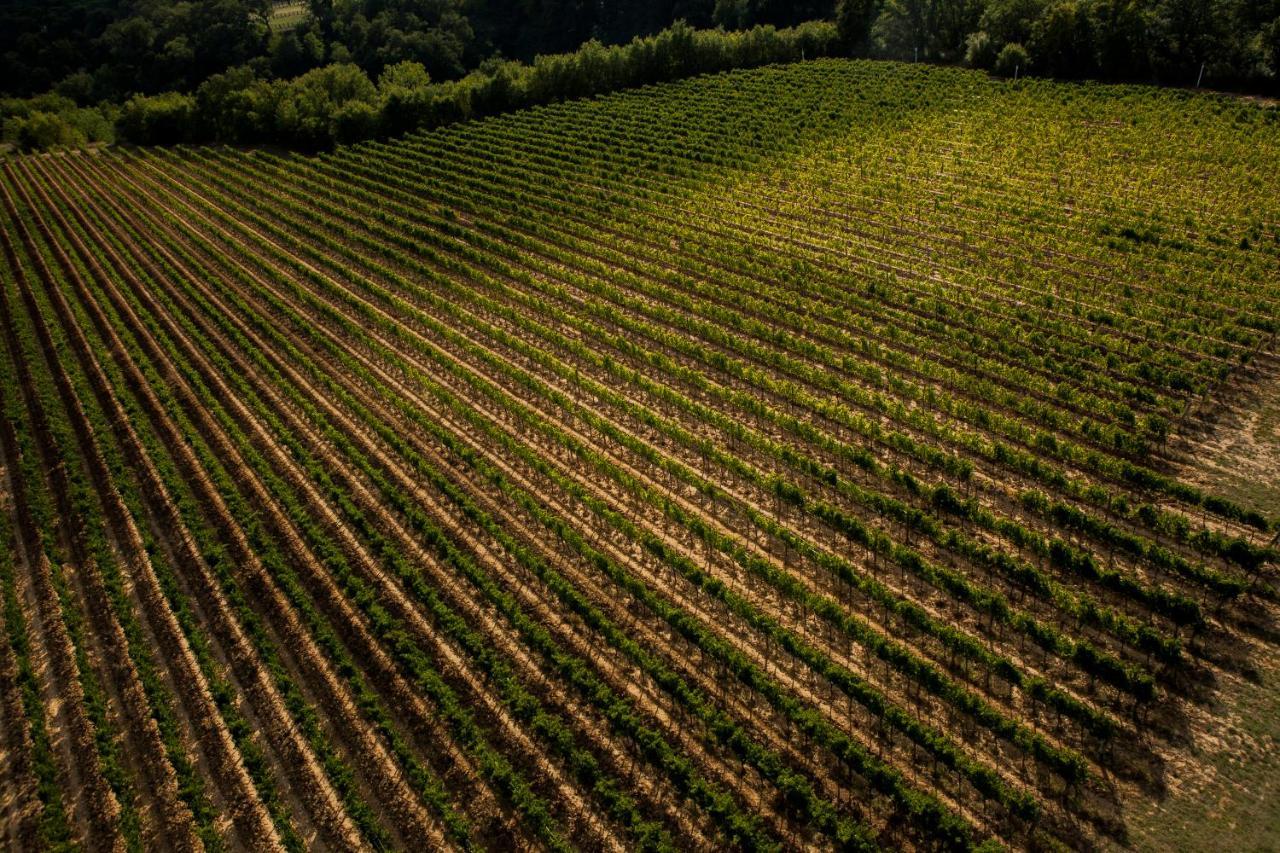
(0, 439), (46, 850)
(116, 144), (1007, 846)
(0, 188), (125, 851)
(80, 146), (790, 850)
(3, 167), (205, 853)
(1, 163), (309, 853)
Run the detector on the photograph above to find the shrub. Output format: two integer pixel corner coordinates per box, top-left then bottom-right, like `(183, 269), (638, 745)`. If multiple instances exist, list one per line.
(994, 41), (1030, 75)
(10, 111), (88, 150)
(119, 91), (196, 144)
(332, 99), (379, 144)
(965, 30), (998, 67)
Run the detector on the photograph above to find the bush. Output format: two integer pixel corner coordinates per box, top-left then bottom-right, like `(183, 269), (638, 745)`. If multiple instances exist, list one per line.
(1, 92), (117, 150)
(332, 99), (379, 144)
(193, 66), (279, 143)
(8, 111), (87, 150)
(965, 30), (998, 67)
(1029, 0), (1096, 77)
(1265, 17), (1280, 76)
(53, 72), (96, 105)
(273, 63), (377, 148)
(994, 41), (1030, 75)
(119, 91), (196, 144)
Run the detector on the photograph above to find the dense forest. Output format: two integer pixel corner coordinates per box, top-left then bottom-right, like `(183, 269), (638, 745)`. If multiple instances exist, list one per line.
(3, 0), (1278, 150)
(2, 0), (832, 98)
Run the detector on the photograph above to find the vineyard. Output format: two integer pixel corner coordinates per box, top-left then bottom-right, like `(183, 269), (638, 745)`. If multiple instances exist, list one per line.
(267, 2), (310, 33)
(1, 58), (1278, 851)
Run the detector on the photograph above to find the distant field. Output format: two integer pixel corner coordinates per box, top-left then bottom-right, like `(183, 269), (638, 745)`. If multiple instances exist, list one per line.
(268, 0), (309, 32)
(0, 60), (1277, 851)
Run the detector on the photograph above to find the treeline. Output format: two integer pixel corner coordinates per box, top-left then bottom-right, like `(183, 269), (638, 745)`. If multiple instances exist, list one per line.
(468, 0), (834, 59)
(1, 94), (119, 151)
(1, 0), (458, 100)
(0, 0), (825, 102)
(842, 0), (1280, 87)
(2, 9), (843, 152)
(3, 0), (1278, 153)
(118, 22), (840, 147)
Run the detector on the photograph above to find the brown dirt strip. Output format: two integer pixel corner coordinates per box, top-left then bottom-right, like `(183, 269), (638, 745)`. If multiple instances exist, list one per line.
(70, 149), (788, 845)
(399, 126), (1202, 407)
(87, 149), (860, 845)
(164, 145), (1135, 740)
(0, 191), (132, 853)
(1, 171), (205, 852)
(0, 439), (48, 849)
(263, 144), (1244, 613)
(406, 131), (1184, 417)
(110, 151), (998, 845)
(218, 144), (1198, 710)
(480, 87), (1280, 325)
(396, 130), (1274, 555)
(42, 153), (624, 853)
(170, 144), (1121, 768)
(16, 154), (463, 853)
(1, 164), (339, 852)
(2, 167), (289, 851)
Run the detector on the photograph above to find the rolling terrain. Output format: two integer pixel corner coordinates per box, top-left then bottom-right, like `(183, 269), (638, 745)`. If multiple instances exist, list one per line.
(1, 59), (1278, 851)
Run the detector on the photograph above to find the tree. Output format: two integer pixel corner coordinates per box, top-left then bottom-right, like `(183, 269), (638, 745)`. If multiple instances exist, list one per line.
(10, 111), (87, 150)
(713, 0), (754, 28)
(873, 0), (982, 60)
(310, 0), (337, 36)
(1090, 0), (1152, 78)
(332, 98), (380, 141)
(1152, 0), (1225, 81)
(330, 0), (473, 79)
(467, 0), (593, 59)
(964, 29), (998, 65)
(185, 0), (271, 82)
(194, 65), (281, 142)
(1266, 16), (1280, 75)
(270, 28), (326, 78)
(98, 17), (159, 86)
(378, 59), (432, 90)
(993, 39), (1030, 73)
(53, 72), (96, 105)
(837, 0), (883, 52)
(376, 59), (432, 133)
(1030, 0), (1097, 77)
(118, 91), (196, 144)
(274, 62), (376, 146)
(873, 0), (931, 58)
(974, 0), (1047, 50)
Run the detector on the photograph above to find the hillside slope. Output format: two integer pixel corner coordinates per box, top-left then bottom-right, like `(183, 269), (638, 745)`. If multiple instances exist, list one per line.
(0, 59), (1277, 851)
